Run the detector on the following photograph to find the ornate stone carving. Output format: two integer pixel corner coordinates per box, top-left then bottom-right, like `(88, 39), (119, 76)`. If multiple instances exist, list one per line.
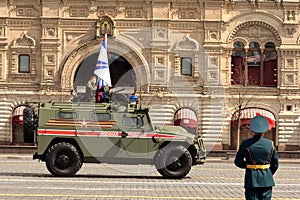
(209, 31), (219, 40)
(249, 26), (260, 37)
(96, 16), (115, 37)
(228, 21), (281, 45)
(154, 68), (167, 84)
(175, 34), (199, 51)
(286, 10), (296, 21)
(210, 56), (218, 67)
(9, 32), (37, 78)
(43, 27), (57, 38)
(284, 25), (297, 38)
(14, 32), (35, 47)
(9, 3), (40, 17)
(284, 73), (295, 85)
(68, 5), (89, 17)
(178, 8), (199, 19)
(285, 59), (294, 69)
(98, 4), (117, 18)
(44, 54), (56, 65)
(0, 27), (6, 38)
(125, 5), (145, 18)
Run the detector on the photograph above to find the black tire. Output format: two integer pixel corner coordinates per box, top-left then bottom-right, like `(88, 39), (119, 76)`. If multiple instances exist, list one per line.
(154, 145), (192, 179)
(45, 142), (82, 176)
(23, 107), (36, 143)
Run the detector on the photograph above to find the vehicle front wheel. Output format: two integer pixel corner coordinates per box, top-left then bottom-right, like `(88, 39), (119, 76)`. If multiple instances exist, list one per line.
(154, 145), (192, 179)
(45, 142), (82, 176)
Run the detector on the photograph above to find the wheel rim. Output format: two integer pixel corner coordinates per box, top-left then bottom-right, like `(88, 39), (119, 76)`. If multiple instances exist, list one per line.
(166, 156), (182, 171)
(55, 154), (71, 169)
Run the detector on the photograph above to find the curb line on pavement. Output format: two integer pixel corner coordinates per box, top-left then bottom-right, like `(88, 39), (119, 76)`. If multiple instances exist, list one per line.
(1, 154), (299, 164)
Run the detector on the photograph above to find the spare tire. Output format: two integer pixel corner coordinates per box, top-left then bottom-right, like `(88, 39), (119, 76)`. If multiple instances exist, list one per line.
(23, 107), (36, 143)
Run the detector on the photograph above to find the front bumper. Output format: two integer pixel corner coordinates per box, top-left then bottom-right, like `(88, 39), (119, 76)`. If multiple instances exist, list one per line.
(193, 135), (206, 164)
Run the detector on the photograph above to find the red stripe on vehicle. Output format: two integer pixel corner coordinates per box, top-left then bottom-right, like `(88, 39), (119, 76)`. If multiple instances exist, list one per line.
(37, 129), (186, 139)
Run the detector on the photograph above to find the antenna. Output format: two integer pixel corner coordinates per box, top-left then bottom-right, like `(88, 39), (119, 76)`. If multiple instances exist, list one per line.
(139, 84), (142, 110)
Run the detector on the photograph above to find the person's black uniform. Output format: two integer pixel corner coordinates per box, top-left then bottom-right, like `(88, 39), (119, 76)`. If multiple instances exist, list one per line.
(235, 116), (279, 200)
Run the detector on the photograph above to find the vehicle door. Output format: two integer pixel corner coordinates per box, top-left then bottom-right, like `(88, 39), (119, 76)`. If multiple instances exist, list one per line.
(116, 112), (152, 160)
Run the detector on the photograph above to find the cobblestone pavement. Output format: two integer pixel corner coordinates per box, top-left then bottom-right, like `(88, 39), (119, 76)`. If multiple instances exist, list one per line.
(0, 156), (299, 200)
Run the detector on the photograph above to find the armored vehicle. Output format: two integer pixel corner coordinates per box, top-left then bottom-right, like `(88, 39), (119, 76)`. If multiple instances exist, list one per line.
(26, 96), (206, 179)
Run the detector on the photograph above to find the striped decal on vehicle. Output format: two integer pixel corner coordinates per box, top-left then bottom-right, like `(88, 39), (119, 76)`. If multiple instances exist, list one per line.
(37, 129), (187, 139)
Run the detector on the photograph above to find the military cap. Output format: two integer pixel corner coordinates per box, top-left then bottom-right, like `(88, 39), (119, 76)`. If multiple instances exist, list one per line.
(250, 116), (269, 133)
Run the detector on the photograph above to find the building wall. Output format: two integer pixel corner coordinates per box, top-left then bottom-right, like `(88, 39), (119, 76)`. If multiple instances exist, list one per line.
(0, 0), (299, 151)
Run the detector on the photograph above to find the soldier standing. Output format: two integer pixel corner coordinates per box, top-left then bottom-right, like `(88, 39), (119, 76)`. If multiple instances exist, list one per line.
(86, 75), (97, 102)
(234, 116), (279, 200)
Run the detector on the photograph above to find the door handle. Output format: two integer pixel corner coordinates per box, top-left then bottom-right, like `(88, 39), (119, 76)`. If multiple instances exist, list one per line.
(121, 131), (128, 138)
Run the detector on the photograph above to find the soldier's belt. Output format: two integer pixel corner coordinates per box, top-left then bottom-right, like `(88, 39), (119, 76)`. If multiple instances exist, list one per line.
(246, 164), (270, 170)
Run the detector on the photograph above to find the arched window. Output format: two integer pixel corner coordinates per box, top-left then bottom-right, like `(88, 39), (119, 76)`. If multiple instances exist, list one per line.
(231, 41), (245, 85)
(231, 41), (277, 87)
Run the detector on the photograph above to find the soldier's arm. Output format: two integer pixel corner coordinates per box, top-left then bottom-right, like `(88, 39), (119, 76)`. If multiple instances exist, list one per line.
(234, 142), (247, 169)
(270, 146), (279, 175)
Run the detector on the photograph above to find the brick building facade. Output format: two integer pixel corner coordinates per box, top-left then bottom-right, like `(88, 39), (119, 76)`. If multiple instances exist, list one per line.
(0, 0), (299, 151)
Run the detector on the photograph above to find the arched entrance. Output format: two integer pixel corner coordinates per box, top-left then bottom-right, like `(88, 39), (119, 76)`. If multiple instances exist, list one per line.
(174, 108), (197, 135)
(230, 108), (276, 150)
(73, 52), (136, 102)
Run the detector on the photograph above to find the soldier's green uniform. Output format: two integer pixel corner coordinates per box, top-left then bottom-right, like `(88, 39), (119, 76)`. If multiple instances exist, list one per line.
(235, 116), (279, 200)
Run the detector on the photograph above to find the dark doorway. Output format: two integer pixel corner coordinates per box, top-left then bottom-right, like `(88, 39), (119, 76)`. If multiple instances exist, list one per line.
(73, 52), (136, 102)
(12, 106), (27, 144)
(174, 108), (197, 135)
(230, 108), (276, 150)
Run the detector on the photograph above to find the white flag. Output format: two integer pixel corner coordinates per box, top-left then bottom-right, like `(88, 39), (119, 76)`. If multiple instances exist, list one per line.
(94, 34), (112, 87)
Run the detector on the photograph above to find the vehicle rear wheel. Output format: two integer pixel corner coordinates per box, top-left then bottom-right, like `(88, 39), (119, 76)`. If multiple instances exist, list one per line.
(45, 142), (82, 176)
(154, 145), (192, 179)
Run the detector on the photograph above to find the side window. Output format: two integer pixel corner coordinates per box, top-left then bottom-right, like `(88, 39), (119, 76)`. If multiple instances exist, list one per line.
(91, 113), (111, 121)
(19, 54), (30, 73)
(122, 116), (138, 127)
(122, 114), (146, 128)
(57, 111), (77, 119)
(181, 57), (192, 76)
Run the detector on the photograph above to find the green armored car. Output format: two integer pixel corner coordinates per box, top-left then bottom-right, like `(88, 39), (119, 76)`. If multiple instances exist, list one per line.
(26, 96), (206, 179)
